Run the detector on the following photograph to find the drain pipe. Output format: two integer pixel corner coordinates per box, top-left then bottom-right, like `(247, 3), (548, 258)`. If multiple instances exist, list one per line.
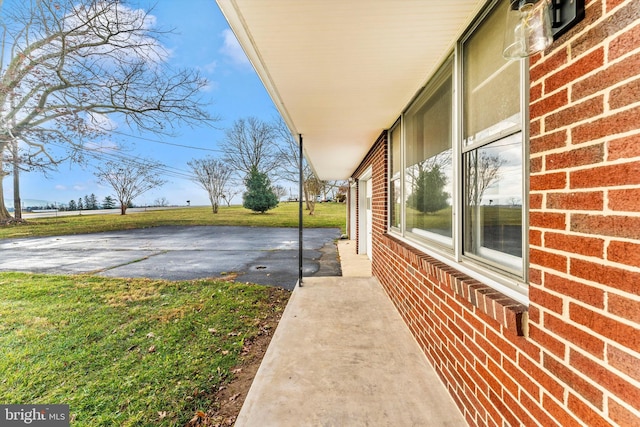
(298, 133), (303, 288)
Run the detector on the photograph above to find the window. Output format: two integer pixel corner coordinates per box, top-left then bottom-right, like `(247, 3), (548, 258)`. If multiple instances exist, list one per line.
(388, 0), (528, 290)
(389, 121), (402, 231)
(462, 0), (525, 275)
(404, 59), (453, 247)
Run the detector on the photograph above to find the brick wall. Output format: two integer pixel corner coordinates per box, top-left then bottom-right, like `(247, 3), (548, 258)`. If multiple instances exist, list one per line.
(354, 1), (640, 425)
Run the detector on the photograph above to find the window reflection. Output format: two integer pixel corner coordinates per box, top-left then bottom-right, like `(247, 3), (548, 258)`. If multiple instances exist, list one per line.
(464, 133), (523, 270)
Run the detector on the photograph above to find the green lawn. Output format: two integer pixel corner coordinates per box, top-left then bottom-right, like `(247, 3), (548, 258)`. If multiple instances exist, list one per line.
(0, 273), (289, 426)
(1, 202), (346, 239)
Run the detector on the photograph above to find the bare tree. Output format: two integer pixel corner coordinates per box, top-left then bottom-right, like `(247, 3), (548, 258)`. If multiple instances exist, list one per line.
(94, 159), (166, 215)
(465, 152), (506, 207)
(187, 157), (233, 214)
(273, 116), (322, 214)
(222, 117), (280, 178)
(273, 185), (287, 201)
(221, 184), (242, 207)
(0, 0), (217, 221)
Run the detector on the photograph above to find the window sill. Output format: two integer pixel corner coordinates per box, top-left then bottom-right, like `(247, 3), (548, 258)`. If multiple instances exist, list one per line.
(384, 233), (528, 336)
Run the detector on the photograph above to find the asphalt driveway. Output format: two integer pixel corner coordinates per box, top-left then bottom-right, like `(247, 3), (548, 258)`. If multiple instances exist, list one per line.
(0, 226), (342, 290)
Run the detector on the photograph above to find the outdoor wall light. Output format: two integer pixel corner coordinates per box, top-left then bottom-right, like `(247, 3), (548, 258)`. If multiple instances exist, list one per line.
(503, 0), (585, 60)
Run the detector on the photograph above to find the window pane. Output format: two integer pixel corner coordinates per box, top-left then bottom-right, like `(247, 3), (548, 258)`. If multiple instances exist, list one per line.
(464, 133), (523, 270)
(464, 0), (520, 145)
(404, 61), (453, 244)
(389, 124), (401, 229)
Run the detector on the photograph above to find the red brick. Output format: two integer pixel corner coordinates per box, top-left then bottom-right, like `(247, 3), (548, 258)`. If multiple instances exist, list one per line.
(570, 257), (640, 294)
(544, 354), (604, 408)
(607, 345), (640, 383)
(608, 133), (640, 161)
(608, 398), (640, 427)
(610, 21), (640, 60)
(530, 156), (543, 174)
(546, 48), (605, 94)
(531, 89), (569, 119)
(487, 358), (518, 397)
(608, 293), (640, 323)
(530, 130), (567, 154)
(544, 232), (604, 257)
(609, 188), (640, 212)
(531, 47), (569, 83)
(542, 392), (584, 427)
(546, 191), (604, 211)
(573, 51), (640, 102)
(530, 248), (568, 272)
(531, 172), (567, 191)
(530, 193), (543, 210)
(529, 323), (566, 358)
(572, 105), (640, 144)
(529, 268), (542, 287)
(570, 348), (640, 411)
(608, 240), (640, 268)
(531, 119), (541, 138)
(570, 303), (640, 353)
(530, 211), (566, 230)
(520, 392), (562, 427)
(545, 96), (604, 132)
(567, 393), (610, 427)
(530, 229), (542, 246)
(606, 0), (626, 12)
(571, 213), (640, 239)
(529, 285), (563, 314)
(531, 82), (543, 103)
(572, 160), (640, 188)
(544, 272), (605, 308)
(547, 144), (605, 171)
(545, 312), (605, 358)
(610, 77), (640, 110)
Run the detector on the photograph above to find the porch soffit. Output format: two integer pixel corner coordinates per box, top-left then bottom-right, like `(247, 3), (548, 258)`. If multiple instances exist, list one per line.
(216, 0), (486, 180)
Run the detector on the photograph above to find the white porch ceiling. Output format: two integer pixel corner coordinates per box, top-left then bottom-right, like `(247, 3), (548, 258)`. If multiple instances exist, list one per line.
(216, 0), (487, 180)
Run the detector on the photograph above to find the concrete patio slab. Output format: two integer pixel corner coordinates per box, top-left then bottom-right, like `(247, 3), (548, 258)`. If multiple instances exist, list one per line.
(236, 261), (466, 426)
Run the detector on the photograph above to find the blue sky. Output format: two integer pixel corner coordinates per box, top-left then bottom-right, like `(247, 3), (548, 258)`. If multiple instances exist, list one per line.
(4, 0), (280, 208)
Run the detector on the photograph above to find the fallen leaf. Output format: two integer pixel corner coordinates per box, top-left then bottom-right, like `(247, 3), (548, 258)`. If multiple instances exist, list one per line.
(222, 350), (229, 355)
(229, 393), (241, 402)
(158, 411), (166, 420)
(146, 332), (155, 338)
(232, 368), (242, 374)
(148, 345), (156, 353)
(208, 328), (217, 334)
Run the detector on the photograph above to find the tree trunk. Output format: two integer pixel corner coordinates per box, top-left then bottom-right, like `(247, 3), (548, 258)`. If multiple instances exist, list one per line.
(13, 141), (22, 220)
(120, 203), (127, 215)
(0, 172), (13, 221)
(0, 152), (14, 220)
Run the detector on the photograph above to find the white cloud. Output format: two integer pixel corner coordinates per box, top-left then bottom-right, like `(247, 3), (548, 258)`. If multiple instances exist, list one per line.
(200, 60), (218, 74)
(219, 29), (251, 67)
(86, 112), (118, 132)
(73, 185), (87, 191)
(55, 185), (67, 191)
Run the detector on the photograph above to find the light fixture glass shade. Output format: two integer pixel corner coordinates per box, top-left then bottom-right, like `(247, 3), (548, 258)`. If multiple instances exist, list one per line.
(503, 0), (553, 60)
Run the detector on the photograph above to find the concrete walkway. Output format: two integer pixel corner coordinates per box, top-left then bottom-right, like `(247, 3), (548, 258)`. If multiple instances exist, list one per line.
(235, 240), (466, 426)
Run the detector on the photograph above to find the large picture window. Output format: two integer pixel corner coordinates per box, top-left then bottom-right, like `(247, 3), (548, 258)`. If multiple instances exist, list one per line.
(387, 0), (527, 289)
(404, 59), (453, 247)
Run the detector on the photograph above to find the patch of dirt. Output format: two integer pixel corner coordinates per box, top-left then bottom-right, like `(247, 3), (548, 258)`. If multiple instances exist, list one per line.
(185, 286), (290, 427)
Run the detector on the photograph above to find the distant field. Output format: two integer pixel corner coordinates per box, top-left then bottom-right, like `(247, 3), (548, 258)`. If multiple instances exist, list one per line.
(0, 202), (346, 239)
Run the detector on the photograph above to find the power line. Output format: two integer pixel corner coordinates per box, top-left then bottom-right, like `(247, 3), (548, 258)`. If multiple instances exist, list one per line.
(110, 130), (224, 153)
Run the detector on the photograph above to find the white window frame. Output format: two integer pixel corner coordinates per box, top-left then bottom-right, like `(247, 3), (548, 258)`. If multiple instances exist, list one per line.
(387, 0), (529, 303)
